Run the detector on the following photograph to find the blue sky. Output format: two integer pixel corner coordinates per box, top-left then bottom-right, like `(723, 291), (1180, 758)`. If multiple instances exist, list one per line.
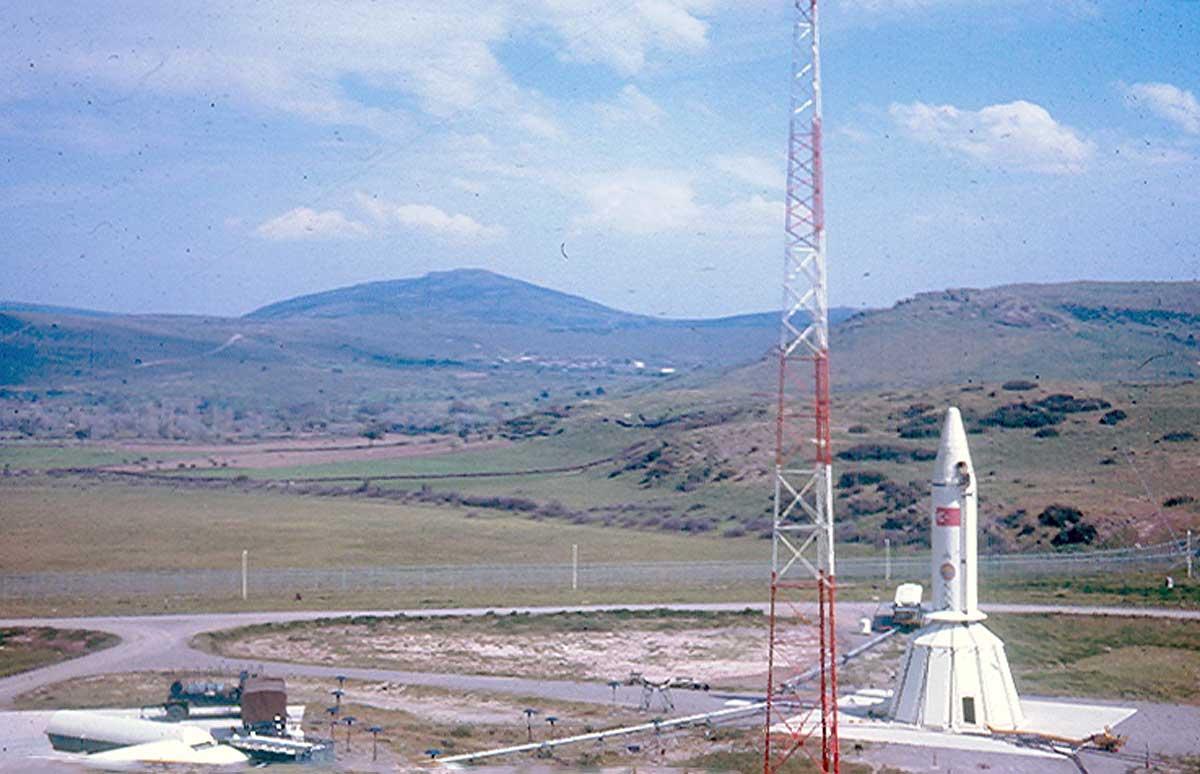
(1, 0), (1197, 318)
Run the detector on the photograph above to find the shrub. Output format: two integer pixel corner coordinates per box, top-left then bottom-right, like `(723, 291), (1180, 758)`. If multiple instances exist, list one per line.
(1038, 504), (1083, 528)
(1001, 379), (1038, 391)
(836, 470), (888, 488)
(1099, 409), (1127, 426)
(980, 403), (1063, 429)
(1163, 495), (1195, 508)
(836, 444), (935, 463)
(847, 424), (869, 434)
(1161, 431), (1196, 443)
(1034, 427), (1059, 438)
(1051, 522), (1097, 547)
(1033, 394), (1110, 413)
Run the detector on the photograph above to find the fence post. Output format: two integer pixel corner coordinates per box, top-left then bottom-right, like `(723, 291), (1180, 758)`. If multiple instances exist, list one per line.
(884, 539), (891, 583)
(1188, 530), (1193, 580)
(572, 544), (579, 591)
(241, 550), (248, 601)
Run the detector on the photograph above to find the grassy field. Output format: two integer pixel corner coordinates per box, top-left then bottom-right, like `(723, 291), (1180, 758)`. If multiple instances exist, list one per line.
(0, 478), (765, 573)
(991, 613), (1200, 705)
(0, 627), (118, 678)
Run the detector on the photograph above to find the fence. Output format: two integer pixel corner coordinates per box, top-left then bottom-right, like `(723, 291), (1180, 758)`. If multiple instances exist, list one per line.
(0, 539), (1192, 601)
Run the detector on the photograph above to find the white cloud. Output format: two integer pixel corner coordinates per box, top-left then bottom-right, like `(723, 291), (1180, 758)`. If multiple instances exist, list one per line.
(574, 169), (781, 237)
(889, 100), (1094, 174)
(254, 208), (370, 241)
(597, 84), (666, 126)
(576, 170), (703, 235)
(713, 154), (781, 189)
(1121, 82), (1200, 135)
(539, 0), (713, 76)
(518, 113), (564, 141)
(4, 2), (716, 139)
(842, 0), (1097, 15)
(355, 193), (506, 240)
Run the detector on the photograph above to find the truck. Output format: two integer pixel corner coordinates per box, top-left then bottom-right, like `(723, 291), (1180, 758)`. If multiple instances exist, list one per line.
(891, 582), (924, 627)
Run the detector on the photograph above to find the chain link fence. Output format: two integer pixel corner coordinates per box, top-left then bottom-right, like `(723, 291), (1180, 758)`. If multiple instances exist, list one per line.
(0, 540), (1192, 601)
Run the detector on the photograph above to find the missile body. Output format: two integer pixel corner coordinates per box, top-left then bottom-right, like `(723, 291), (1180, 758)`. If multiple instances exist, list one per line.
(928, 407), (985, 622)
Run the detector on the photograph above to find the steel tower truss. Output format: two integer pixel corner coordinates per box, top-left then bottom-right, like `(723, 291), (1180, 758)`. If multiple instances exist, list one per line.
(763, 1), (838, 773)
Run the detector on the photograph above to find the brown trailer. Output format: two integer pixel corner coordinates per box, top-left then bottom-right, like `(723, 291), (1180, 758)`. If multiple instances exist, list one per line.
(240, 677), (287, 729)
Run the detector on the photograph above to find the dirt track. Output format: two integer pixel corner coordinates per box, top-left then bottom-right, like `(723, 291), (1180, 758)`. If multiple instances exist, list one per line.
(100, 434), (511, 471)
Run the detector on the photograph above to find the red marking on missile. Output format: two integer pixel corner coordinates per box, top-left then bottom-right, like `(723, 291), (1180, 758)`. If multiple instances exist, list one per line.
(935, 506), (961, 527)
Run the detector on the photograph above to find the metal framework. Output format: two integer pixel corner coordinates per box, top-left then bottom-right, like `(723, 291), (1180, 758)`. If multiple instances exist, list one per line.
(763, 1), (838, 773)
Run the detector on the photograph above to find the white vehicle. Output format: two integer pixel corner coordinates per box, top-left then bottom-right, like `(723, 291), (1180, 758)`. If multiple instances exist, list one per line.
(891, 582), (923, 626)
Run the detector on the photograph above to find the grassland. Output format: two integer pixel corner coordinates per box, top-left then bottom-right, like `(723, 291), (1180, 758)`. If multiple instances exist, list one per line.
(0, 478), (765, 573)
(0, 627), (118, 678)
(991, 613), (1200, 705)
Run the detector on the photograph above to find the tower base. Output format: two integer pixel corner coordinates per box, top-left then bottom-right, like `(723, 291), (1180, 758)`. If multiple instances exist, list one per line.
(889, 621), (1023, 732)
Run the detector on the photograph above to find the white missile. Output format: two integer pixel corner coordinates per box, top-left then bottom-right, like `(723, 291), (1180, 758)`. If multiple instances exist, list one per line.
(927, 406), (985, 623)
(889, 405), (1024, 732)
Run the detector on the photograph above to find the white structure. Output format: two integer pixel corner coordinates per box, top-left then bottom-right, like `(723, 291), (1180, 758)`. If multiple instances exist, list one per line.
(889, 407), (1023, 732)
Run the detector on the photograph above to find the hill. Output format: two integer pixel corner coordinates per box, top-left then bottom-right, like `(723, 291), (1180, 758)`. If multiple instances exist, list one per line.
(247, 269), (644, 328)
(0, 270), (803, 440)
(717, 280), (1200, 392)
(1, 273), (1196, 441)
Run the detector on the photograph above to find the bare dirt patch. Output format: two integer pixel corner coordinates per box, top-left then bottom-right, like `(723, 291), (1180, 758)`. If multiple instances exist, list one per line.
(202, 610), (805, 689)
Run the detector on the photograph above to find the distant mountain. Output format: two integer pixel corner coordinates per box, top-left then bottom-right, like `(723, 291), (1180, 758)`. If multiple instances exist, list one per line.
(0, 270), (819, 438)
(0, 301), (115, 318)
(247, 269), (646, 328)
(719, 280), (1200, 391)
(4, 271), (1195, 441)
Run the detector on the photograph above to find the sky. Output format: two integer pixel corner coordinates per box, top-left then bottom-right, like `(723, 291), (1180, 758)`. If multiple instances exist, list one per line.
(1, 0), (1197, 319)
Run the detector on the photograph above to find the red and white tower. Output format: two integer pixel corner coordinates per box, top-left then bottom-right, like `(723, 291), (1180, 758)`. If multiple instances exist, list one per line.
(763, 1), (839, 773)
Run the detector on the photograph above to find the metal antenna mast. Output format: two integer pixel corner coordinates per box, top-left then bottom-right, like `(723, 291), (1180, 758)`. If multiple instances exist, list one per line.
(763, 1), (838, 773)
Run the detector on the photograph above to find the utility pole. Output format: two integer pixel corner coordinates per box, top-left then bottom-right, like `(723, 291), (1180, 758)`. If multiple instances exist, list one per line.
(241, 550), (248, 601)
(1187, 530), (1193, 580)
(571, 544), (579, 591)
(763, 2), (839, 773)
(885, 538), (892, 583)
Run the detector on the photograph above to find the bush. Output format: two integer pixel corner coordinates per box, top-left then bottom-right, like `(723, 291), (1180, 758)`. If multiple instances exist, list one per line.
(1032, 394), (1110, 413)
(836, 444), (935, 463)
(1161, 431), (1196, 443)
(1051, 522), (1097, 547)
(1034, 427), (1059, 438)
(847, 424), (869, 434)
(1099, 409), (1127, 426)
(1163, 495), (1195, 508)
(1001, 379), (1038, 391)
(980, 403), (1063, 429)
(1038, 504), (1083, 528)
(836, 470), (888, 488)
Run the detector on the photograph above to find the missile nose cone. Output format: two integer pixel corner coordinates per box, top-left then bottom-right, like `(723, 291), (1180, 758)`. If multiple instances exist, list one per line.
(933, 406), (973, 485)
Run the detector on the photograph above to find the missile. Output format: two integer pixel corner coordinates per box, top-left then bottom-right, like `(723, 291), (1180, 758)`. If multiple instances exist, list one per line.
(927, 407), (986, 623)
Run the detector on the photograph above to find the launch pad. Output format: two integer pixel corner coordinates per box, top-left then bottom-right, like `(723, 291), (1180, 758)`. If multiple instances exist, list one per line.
(775, 691), (1136, 761)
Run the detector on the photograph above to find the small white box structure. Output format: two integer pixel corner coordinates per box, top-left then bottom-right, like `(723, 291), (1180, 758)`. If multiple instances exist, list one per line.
(888, 407), (1023, 732)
